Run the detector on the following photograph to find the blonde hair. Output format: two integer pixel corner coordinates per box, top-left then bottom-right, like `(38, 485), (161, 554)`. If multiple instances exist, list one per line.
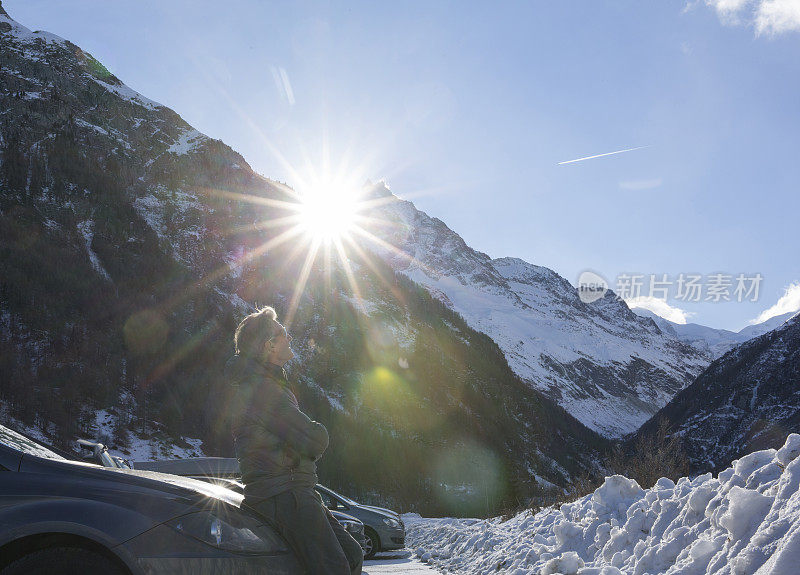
(233, 306), (281, 357)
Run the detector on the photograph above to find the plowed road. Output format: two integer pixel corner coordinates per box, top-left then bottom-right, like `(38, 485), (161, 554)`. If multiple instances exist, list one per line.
(364, 551), (441, 574)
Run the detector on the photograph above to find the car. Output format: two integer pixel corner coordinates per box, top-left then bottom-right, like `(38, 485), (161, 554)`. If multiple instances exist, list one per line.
(314, 484), (405, 559)
(76, 439), (133, 469)
(99, 453), (369, 556)
(135, 457), (406, 559)
(0, 424), (302, 574)
(326, 511), (368, 556)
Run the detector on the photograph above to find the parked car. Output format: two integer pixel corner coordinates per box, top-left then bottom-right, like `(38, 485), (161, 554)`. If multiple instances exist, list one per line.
(326, 511), (368, 555)
(114, 456), (369, 555)
(314, 484), (405, 559)
(136, 457), (405, 559)
(76, 439), (132, 469)
(0, 424), (302, 574)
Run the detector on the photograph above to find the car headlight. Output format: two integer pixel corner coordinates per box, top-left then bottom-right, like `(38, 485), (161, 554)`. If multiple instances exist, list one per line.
(382, 517), (401, 529)
(167, 510), (285, 554)
(339, 519), (363, 534)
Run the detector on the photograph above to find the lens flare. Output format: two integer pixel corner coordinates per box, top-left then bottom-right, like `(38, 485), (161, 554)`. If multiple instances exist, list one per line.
(297, 183), (360, 243)
(433, 441), (505, 516)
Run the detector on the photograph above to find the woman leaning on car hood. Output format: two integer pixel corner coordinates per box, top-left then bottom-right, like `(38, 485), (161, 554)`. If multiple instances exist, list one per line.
(227, 305), (363, 575)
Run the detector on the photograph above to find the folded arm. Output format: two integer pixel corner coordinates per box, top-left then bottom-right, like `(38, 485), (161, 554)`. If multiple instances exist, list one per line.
(263, 387), (329, 460)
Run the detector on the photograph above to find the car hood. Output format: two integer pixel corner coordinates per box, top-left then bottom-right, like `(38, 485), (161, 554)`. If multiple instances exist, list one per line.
(330, 510), (361, 523)
(106, 467), (244, 507)
(20, 454), (244, 508)
(356, 504), (401, 521)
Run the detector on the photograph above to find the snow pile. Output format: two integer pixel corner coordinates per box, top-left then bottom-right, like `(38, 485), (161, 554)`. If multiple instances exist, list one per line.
(405, 434), (800, 574)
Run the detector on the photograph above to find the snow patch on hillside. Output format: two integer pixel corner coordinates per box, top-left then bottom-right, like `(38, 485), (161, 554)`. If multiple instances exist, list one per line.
(92, 408), (205, 461)
(342, 294), (381, 315)
(76, 219), (111, 280)
(406, 434), (800, 574)
(133, 188), (210, 264)
(133, 194), (167, 238)
(0, 9), (68, 48)
(168, 128), (207, 155)
(90, 77), (162, 110)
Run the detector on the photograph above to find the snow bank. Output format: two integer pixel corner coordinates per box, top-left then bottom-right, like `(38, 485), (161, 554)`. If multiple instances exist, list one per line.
(405, 434), (800, 574)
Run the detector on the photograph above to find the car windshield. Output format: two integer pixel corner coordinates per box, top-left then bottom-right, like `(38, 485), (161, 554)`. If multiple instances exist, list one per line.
(0, 424), (66, 461)
(321, 485), (357, 506)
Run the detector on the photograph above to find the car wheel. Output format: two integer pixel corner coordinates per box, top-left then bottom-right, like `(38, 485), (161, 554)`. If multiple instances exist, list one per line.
(0, 547), (124, 575)
(363, 528), (380, 560)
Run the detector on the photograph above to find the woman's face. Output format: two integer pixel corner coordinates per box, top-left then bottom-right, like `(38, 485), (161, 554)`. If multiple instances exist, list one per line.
(265, 322), (294, 366)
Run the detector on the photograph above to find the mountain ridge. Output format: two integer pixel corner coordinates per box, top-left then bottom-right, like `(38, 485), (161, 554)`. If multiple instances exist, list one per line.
(632, 307), (798, 360)
(0, 4), (607, 513)
(633, 313), (800, 472)
(358, 190), (712, 436)
(0, 0), (721, 439)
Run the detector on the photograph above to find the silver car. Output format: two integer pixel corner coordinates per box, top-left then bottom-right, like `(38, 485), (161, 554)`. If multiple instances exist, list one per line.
(314, 484), (405, 559)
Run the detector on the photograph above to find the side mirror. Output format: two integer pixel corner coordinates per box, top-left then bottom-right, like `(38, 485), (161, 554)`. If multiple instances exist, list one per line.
(76, 439), (112, 466)
(77, 439), (105, 459)
(113, 456), (133, 469)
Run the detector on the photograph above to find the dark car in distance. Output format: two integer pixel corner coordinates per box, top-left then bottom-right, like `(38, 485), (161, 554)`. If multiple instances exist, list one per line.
(0, 424), (302, 574)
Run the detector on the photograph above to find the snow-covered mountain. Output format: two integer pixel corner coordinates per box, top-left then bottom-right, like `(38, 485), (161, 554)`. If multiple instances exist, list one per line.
(359, 189), (711, 437)
(0, 2), (609, 511)
(0, 1), (715, 446)
(635, 313), (800, 472)
(738, 310), (797, 339)
(632, 307), (798, 360)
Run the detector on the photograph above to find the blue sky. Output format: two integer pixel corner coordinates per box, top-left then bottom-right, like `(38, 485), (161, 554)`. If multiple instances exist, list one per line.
(8, 0), (800, 331)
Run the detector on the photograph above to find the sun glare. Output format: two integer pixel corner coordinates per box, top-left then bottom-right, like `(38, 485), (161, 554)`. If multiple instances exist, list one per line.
(223, 148), (418, 328)
(297, 183), (361, 243)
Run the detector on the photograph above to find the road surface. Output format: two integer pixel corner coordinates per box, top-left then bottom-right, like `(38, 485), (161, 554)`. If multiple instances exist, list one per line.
(364, 550), (441, 574)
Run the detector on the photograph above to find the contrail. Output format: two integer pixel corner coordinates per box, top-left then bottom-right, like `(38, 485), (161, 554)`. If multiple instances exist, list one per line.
(558, 145), (651, 165)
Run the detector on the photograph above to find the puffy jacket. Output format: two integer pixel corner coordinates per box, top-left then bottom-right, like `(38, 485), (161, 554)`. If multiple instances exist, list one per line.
(227, 355), (329, 500)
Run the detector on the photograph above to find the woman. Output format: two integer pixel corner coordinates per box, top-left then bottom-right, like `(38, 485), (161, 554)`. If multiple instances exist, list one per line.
(227, 306), (362, 574)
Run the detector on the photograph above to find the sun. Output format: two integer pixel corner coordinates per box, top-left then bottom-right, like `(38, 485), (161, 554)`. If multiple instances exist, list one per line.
(296, 181), (361, 243)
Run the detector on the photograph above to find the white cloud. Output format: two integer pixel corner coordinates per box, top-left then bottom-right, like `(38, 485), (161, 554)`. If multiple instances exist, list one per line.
(707, 0), (754, 24)
(625, 296), (695, 324)
(756, 0), (800, 34)
(750, 282), (800, 324)
(705, 0), (800, 35)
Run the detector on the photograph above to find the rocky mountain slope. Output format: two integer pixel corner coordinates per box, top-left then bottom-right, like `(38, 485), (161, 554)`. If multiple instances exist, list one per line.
(0, 2), (608, 513)
(359, 190), (711, 437)
(634, 313), (800, 473)
(633, 307), (797, 360)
